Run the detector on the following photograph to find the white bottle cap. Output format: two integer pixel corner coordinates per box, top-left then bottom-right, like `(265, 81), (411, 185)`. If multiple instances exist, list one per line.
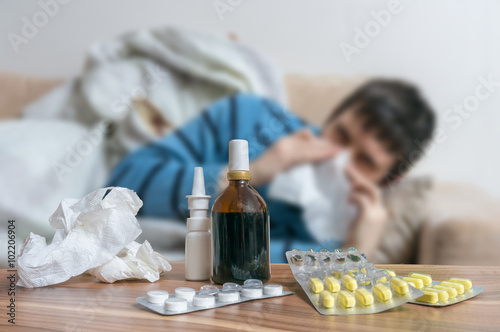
(218, 290), (240, 302)
(228, 139), (249, 171)
(241, 286), (263, 298)
(164, 298), (188, 311)
(193, 294), (216, 307)
(264, 284), (283, 296)
(147, 290), (169, 304)
(174, 287), (196, 301)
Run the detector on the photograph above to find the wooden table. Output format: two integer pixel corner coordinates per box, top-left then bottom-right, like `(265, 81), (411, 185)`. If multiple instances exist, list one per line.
(1, 263), (499, 331)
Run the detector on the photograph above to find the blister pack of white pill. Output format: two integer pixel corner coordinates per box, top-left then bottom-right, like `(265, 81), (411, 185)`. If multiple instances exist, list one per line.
(397, 273), (485, 307)
(286, 248), (424, 315)
(136, 279), (293, 315)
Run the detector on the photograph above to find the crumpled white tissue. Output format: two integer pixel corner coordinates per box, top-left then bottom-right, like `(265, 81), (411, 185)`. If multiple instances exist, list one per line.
(88, 240), (171, 283)
(16, 187), (171, 288)
(268, 151), (358, 243)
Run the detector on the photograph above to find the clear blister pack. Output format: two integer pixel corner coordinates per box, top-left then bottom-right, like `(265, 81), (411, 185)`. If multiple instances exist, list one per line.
(137, 279), (293, 315)
(286, 248), (424, 315)
(398, 273), (485, 307)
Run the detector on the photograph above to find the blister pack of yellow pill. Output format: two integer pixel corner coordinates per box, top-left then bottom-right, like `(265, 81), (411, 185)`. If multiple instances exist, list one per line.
(399, 273), (485, 307)
(286, 248), (424, 315)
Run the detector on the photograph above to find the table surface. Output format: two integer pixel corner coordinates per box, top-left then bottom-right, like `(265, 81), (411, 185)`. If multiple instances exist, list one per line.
(1, 263), (499, 331)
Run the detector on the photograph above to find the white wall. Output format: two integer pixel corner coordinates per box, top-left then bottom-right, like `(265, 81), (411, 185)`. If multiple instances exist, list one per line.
(1, 0), (499, 196)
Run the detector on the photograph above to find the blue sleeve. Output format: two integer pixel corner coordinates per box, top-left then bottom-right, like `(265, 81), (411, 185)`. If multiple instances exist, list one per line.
(230, 94), (310, 160)
(108, 93), (309, 219)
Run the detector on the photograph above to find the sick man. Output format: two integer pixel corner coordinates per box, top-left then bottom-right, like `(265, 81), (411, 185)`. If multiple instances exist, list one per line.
(109, 79), (435, 262)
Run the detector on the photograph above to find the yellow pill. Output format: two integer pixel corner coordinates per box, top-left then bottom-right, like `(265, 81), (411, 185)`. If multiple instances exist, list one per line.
(360, 267), (367, 274)
(425, 287), (449, 302)
(390, 277), (409, 296)
(332, 271), (342, 279)
(373, 283), (393, 302)
(309, 278), (324, 294)
(347, 269), (357, 277)
(376, 276), (388, 284)
(355, 288), (374, 306)
(402, 277), (424, 290)
(439, 281), (464, 295)
(342, 274), (358, 291)
(319, 290), (335, 308)
(324, 277), (341, 293)
(416, 290), (439, 304)
(338, 290), (356, 308)
(409, 273), (433, 287)
(381, 269), (396, 277)
(433, 285), (458, 299)
(448, 278), (473, 291)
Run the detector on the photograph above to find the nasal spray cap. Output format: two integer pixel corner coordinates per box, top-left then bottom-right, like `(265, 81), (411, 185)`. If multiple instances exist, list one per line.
(186, 167), (211, 230)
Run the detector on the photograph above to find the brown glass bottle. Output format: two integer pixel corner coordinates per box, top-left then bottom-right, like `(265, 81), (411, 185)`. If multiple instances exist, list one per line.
(211, 169), (271, 285)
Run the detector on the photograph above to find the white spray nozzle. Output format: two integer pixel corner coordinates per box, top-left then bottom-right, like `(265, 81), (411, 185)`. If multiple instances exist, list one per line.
(192, 167), (206, 196)
(228, 139), (249, 171)
(187, 167), (210, 219)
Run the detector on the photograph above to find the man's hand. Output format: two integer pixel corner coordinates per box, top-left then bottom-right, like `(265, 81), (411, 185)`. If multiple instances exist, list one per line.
(344, 165), (389, 258)
(249, 129), (338, 187)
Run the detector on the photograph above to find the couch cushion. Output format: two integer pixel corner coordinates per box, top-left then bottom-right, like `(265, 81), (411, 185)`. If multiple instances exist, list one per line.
(418, 181), (500, 265)
(371, 176), (433, 264)
(0, 72), (62, 120)
(425, 219), (500, 265)
(284, 74), (367, 126)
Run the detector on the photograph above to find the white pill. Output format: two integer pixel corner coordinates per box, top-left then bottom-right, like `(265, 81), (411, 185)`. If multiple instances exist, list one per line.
(244, 279), (263, 287)
(193, 294), (216, 307)
(147, 290), (169, 304)
(241, 286), (263, 298)
(199, 285), (219, 296)
(218, 290), (239, 302)
(174, 287), (196, 301)
(264, 284), (283, 296)
(164, 298), (187, 311)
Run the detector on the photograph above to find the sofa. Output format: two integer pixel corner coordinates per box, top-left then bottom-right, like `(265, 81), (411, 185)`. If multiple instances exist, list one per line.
(2, 71), (499, 265)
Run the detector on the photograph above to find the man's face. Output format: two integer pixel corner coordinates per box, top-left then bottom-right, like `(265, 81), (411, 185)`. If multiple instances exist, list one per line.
(321, 108), (398, 184)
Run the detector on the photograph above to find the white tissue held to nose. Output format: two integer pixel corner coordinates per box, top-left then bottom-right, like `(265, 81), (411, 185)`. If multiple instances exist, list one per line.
(267, 150), (357, 243)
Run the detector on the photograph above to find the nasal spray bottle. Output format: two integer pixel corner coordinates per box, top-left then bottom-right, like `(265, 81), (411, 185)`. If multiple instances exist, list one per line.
(185, 167), (211, 281)
(211, 140), (271, 284)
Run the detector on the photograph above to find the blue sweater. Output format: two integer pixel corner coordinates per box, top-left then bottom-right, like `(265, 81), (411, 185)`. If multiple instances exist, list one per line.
(109, 94), (340, 262)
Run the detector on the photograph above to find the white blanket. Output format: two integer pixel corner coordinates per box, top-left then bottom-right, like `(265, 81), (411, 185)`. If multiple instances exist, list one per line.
(23, 26), (286, 159)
